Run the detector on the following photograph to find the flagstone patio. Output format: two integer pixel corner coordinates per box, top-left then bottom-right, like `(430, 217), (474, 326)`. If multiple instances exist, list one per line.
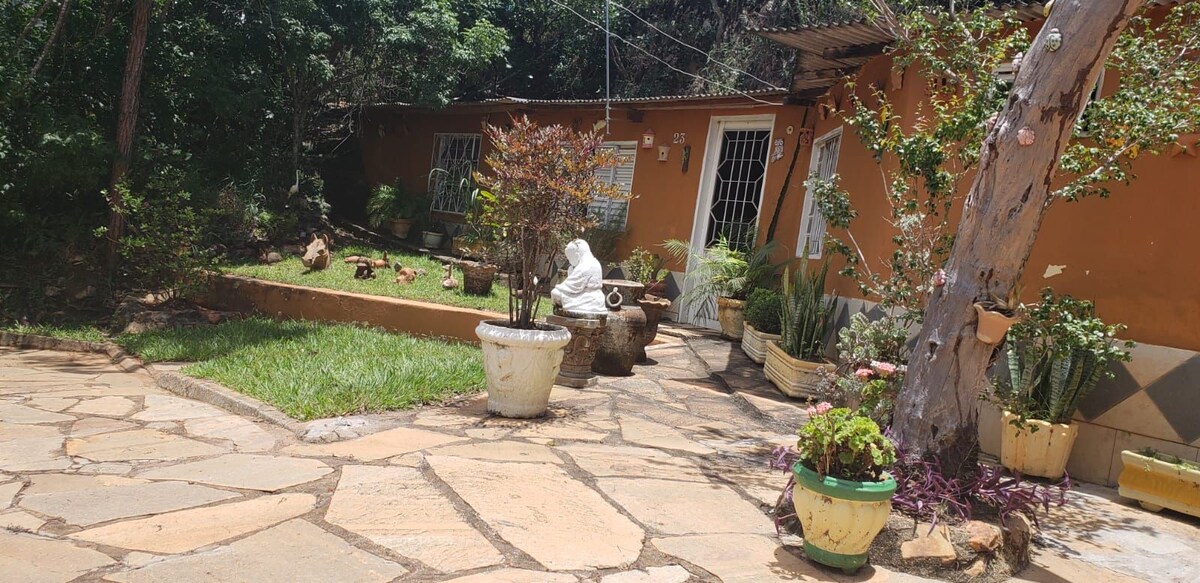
(0, 342), (1197, 582)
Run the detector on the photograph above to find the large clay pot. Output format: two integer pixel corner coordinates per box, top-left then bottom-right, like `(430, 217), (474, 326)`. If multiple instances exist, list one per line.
(764, 340), (831, 398)
(716, 296), (746, 340)
(546, 312), (607, 388)
(1118, 449), (1200, 517)
(461, 261), (497, 296)
(792, 463), (896, 574)
(1000, 411), (1078, 480)
(390, 218), (415, 239)
(475, 320), (571, 418)
(602, 279), (645, 306)
(740, 323), (781, 365)
(974, 303), (1018, 344)
(422, 230), (445, 249)
(593, 305), (647, 376)
(635, 294), (672, 362)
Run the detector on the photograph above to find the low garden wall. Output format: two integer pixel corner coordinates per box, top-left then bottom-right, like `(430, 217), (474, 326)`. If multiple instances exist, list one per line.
(200, 274), (503, 344)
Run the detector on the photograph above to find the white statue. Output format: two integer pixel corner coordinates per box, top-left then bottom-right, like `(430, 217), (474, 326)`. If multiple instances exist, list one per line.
(551, 239), (607, 316)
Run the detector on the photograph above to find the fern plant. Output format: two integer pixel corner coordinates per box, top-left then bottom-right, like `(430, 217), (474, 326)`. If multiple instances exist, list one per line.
(662, 237), (783, 318)
(779, 256), (839, 361)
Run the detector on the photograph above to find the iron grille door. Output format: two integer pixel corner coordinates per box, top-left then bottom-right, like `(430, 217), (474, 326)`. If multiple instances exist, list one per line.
(704, 129), (770, 249)
(430, 133), (481, 215)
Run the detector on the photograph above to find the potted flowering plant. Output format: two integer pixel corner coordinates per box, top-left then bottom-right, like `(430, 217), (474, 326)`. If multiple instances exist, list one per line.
(792, 404), (897, 573)
(472, 116), (622, 418)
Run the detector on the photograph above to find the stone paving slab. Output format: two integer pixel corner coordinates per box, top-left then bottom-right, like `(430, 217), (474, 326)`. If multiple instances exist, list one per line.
(136, 453), (332, 491)
(0, 530), (116, 583)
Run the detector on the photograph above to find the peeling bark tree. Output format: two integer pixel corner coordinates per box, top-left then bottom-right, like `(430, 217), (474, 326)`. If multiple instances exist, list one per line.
(105, 0), (153, 269)
(892, 0), (1146, 474)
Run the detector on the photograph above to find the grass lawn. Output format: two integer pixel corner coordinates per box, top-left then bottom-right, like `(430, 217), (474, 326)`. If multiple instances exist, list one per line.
(117, 318), (485, 421)
(2, 323), (109, 343)
(222, 244), (513, 314)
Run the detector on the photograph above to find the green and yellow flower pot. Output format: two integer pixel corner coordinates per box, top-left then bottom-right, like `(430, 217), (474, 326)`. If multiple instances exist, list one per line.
(792, 463), (896, 574)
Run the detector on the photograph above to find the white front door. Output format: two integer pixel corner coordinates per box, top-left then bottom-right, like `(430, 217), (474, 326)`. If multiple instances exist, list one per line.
(683, 115), (775, 327)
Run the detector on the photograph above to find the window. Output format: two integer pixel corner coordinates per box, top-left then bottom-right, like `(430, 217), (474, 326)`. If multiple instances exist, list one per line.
(429, 133), (481, 215)
(590, 142), (636, 230)
(798, 127), (842, 259)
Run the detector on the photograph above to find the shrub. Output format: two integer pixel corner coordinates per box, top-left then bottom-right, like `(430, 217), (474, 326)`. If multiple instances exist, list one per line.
(622, 246), (666, 287)
(795, 405), (896, 482)
(662, 237), (782, 319)
(744, 288), (782, 334)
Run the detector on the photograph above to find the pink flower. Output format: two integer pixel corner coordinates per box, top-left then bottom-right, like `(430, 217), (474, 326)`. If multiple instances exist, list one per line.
(933, 269), (947, 287)
(815, 402), (833, 415)
(871, 361), (898, 377)
(854, 368), (874, 380)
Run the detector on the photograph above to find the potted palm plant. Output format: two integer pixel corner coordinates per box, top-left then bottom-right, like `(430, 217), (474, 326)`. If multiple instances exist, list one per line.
(993, 288), (1133, 479)
(765, 258), (839, 398)
(741, 287), (782, 364)
(472, 116), (623, 418)
(366, 181), (426, 239)
(662, 237), (781, 339)
(792, 404), (897, 573)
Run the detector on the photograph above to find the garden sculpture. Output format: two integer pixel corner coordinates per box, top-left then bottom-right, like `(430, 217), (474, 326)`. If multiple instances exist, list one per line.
(354, 261), (375, 280)
(441, 264), (459, 290)
(301, 233), (331, 270)
(551, 239), (606, 315)
(395, 267), (417, 285)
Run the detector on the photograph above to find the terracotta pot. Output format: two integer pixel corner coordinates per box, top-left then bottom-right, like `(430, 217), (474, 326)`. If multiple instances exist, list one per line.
(764, 340), (830, 398)
(593, 305), (647, 376)
(476, 320), (571, 418)
(645, 281), (667, 296)
(602, 279), (646, 306)
(636, 294), (672, 362)
(421, 231), (445, 249)
(1118, 450), (1200, 517)
(547, 312), (607, 388)
(740, 323), (781, 365)
(389, 218), (415, 239)
(974, 303), (1018, 344)
(792, 464), (896, 574)
(716, 296), (745, 340)
(460, 262), (497, 296)
(999, 411), (1078, 480)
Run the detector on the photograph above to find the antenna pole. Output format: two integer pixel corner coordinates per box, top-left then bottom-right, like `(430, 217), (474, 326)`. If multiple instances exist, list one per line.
(604, 0), (611, 134)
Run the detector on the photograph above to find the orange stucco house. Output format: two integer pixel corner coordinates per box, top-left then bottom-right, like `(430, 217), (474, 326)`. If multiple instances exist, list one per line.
(357, 0), (1199, 484)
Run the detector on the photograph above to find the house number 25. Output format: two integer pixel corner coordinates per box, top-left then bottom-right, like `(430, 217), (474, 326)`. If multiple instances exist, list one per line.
(672, 132), (686, 144)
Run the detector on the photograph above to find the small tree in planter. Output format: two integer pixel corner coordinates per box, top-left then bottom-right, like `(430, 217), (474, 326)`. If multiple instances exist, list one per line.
(992, 288), (1133, 479)
(472, 116), (622, 417)
(765, 256), (839, 398)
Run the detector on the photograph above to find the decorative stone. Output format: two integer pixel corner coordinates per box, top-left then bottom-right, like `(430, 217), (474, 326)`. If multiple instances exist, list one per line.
(547, 313), (606, 387)
(1017, 126), (1036, 146)
(636, 295), (672, 362)
(105, 519), (406, 583)
(551, 239), (607, 314)
(137, 454), (332, 491)
(325, 465), (502, 572)
(901, 523), (957, 564)
(426, 455), (644, 570)
(593, 305), (647, 376)
(70, 493), (316, 553)
(0, 530), (115, 583)
(19, 474), (237, 526)
(965, 520), (1003, 552)
(596, 478), (773, 535)
(965, 557), (988, 577)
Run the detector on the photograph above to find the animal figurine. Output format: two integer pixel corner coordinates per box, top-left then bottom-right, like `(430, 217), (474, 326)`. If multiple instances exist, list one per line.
(371, 252), (390, 269)
(354, 261), (375, 280)
(344, 255), (364, 264)
(395, 267), (417, 285)
(260, 251), (283, 265)
(301, 233), (331, 270)
(414, 268), (428, 278)
(441, 264), (459, 290)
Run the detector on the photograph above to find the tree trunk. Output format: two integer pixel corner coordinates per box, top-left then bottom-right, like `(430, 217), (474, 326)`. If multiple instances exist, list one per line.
(892, 0), (1144, 475)
(104, 0), (153, 269)
(764, 111), (808, 244)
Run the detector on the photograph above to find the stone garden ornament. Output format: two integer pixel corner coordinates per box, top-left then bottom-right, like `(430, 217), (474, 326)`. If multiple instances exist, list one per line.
(551, 239), (607, 316)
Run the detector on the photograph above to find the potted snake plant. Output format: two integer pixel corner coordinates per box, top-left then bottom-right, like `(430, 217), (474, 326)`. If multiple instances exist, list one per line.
(765, 257), (839, 398)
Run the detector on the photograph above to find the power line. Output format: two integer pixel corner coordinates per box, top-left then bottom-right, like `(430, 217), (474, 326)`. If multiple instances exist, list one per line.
(545, 0), (784, 107)
(610, 1), (784, 90)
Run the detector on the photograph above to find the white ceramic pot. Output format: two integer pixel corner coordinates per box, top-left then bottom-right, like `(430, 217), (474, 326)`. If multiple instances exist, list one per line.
(740, 323), (780, 364)
(475, 320), (571, 418)
(999, 411), (1078, 480)
(764, 340), (830, 398)
(422, 231), (445, 249)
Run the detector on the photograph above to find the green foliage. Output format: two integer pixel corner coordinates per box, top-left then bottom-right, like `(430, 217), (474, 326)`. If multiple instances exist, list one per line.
(796, 405), (897, 482)
(109, 182), (208, 294)
(474, 116), (623, 328)
(367, 181), (427, 228)
(995, 288), (1134, 424)
(818, 313), (910, 423)
(836, 312), (909, 368)
(744, 288), (783, 335)
(779, 258), (838, 361)
(117, 318), (484, 420)
(662, 237), (783, 321)
(622, 247), (666, 286)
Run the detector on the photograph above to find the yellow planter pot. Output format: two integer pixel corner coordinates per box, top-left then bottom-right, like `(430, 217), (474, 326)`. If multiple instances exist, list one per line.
(1118, 450), (1200, 517)
(999, 412), (1078, 480)
(764, 340), (830, 398)
(740, 323), (780, 364)
(792, 464), (896, 573)
(716, 297), (745, 340)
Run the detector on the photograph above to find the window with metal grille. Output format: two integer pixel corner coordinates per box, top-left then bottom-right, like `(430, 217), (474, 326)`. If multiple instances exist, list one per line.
(429, 133), (481, 215)
(799, 127), (842, 258)
(590, 142), (636, 229)
(704, 129), (770, 249)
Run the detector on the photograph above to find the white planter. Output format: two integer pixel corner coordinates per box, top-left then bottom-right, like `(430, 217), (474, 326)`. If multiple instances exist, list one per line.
(764, 340), (830, 398)
(422, 231), (445, 249)
(740, 323), (780, 364)
(475, 320), (571, 418)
